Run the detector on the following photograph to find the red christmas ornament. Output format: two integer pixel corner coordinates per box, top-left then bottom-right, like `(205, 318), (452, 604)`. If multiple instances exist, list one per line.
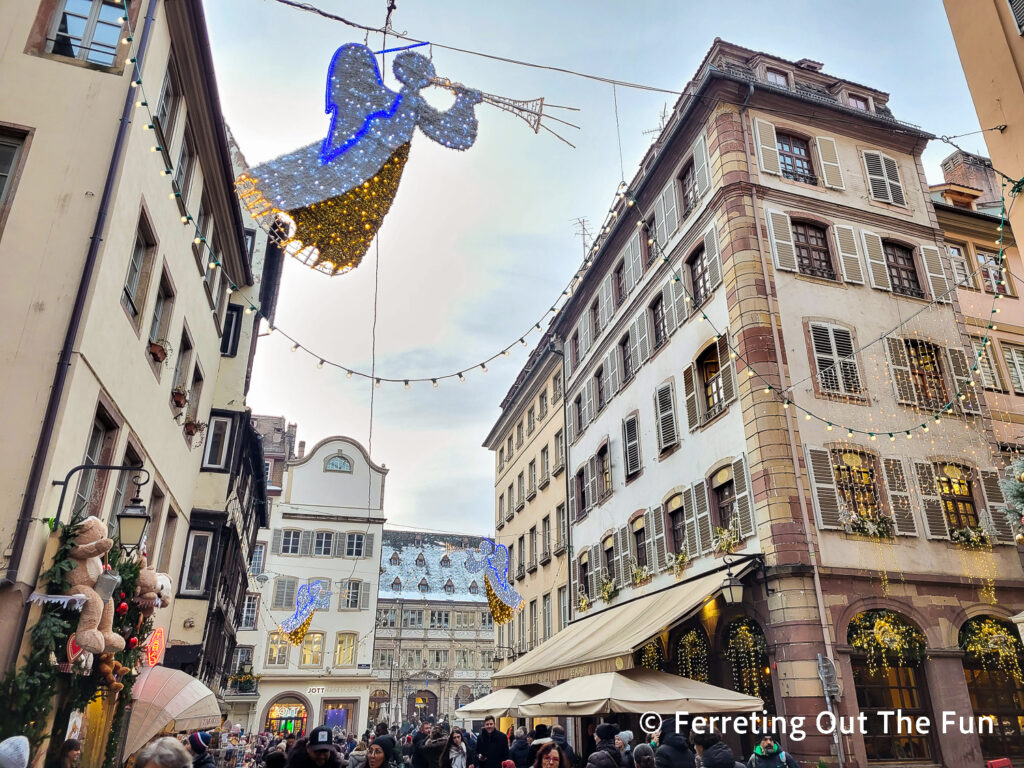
(120, 592), (126, 599)
(128, 637), (139, 649)
(117, 601), (129, 615)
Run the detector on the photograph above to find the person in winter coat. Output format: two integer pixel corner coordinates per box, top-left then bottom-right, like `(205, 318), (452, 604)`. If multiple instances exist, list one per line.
(349, 742), (370, 768)
(532, 743), (571, 768)
(135, 737), (190, 768)
(548, 728), (575, 768)
(525, 725), (552, 767)
(580, 725), (597, 765)
(411, 724), (434, 768)
(653, 719), (695, 768)
(368, 740), (396, 768)
(417, 727), (448, 768)
(508, 729), (530, 768)
(746, 736), (798, 768)
(690, 733), (743, 768)
(631, 745), (654, 768)
(586, 724), (625, 768)
(440, 729), (473, 768)
(614, 731), (633, 768)
(475, 717), (509, 768)
(188, 732), (216, 768)
(288, 728), (347, 768)
(375, 730), (403, 767)
(265, 753), (288, 768)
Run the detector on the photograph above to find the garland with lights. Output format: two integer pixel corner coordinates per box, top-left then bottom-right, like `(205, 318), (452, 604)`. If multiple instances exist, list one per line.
(677, 629), (709, 683)
(848, 609), (927, 675)
(998, 459), (1024, 545)
(959, 617), (1024, 682)
(725, 618), (768, 699)
(639, 641), (663, 671)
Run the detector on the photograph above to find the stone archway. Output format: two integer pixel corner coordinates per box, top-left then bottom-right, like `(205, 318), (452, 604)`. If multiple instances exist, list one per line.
(407, 689), (437, 721)
(262, 692), (313, 736)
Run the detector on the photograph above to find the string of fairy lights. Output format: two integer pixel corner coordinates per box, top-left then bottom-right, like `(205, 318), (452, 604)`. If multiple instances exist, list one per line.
(115, 1), (1020, 444)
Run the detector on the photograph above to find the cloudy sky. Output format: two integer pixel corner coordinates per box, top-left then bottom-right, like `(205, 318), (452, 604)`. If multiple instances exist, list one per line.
(203, 0), (985, 536)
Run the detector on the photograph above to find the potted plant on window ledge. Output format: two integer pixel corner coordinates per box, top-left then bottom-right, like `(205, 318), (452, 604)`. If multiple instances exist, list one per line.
(712, 525), (741, 555)
(170, 386), (189, 409)
(629, 557), (654, 587)
(598, 574), (618, 604)
(148, 337), (172, 363)
(670, 551), (690, 579)
(577, 589), (591, 613)
(183, 417), (206, 438)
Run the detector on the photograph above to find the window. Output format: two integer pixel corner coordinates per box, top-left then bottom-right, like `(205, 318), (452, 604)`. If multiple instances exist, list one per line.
(680, 160), (698, 216)
(391, 577), (401, 591)
(507, 483), (514, 513)
(230, 646), (253, 675)
(698, 345), (725, 417)
(402, 609), (423, 628)
(558, 586), (568, 629)
(267, 632), (288, 665)
(863, 150), (906, 206)
(440, 554), (450, 567)
(905, 340), (947, 408)
(173, 130), (196, 204)
(948, 244), (974, 288)
(528, 527), (537, 564)
(527, 406), (536, 435)
(540, 445), (549, 478)
(469, 580), (479, 595)
(221, 305), (243, 356)
(203, 416), (232, 469)
(765, 68), (788, 87)
(517, 536), (525, 568)
(517, 472), (525, 505)
(272, 577), (297, 609)
(481, 612), (493, 630)
(539, 391), (548, 419)
(936, 464), (979, 529)
(416, 552), (427, 567)
(554, 430), (564, 466)
(72, 413), (114, 519)
(341, 580), (361, 609)
(326, 455), (352, 472)
(574, 469), (587, 518)
(181, 530), (213, 594)
(301, 632), (324, 666)
(792, 222), (836, 280)
(240, 594), (259, 630)
(573, 395), (583, 434)
(619, 335), (633, 383)
(192, 198), (213, 263)
(848, 93), (869, 111)
(148, 272), (173, 344)
(595, 367), (607, 411)
(528, 460), (537, 493)
(374, 648), (394, 668)
(602, 536), (616, 584)
(590, 299), (601, 336)
(430, 610), (450, 629)
(596, 444), (611, 500)
(666, 494), (685, 553)
(556, 503), (567, 547)
(429, 649), (449, 668)
(497, 494), (505, 522)
(335, 633), (356, 666)
(0, 134), (26, 209)
(377, 608), (396, 627)
(455, 610), (475, 628)
(506, 435), (514, 457)
(529, 600), (538, 646)
(171, 331), (193, 394)
(157, 508), (177, 574)
(689, 247), (711, 307)
(1003, 344), (1024, 394)
(714, 479), (736, 531)
(314, 531), (333, 557)
(542, 515), (551, 554)
(542, 593), (552, 640)
(418, 579), (429, 593)
(264, 461), (271, 482)
(977, 251), (1010, 295)
(155, 61), (182, 138)
(852, 660), (933, 761)
(109, 446), (141, 529)
(831, 450), (882, 521)
(49, 0), (123, 66)
(346, 533), (365, 557)
(650, 295), (668, 348)
(570, 332), (581, 368)
(517, 421), (524, 447)
(249, 543), (265, 575)
(810, 323), (862, 396)
(633, 519), (648, 569)
(971, 338), (1002, 390)
(622, 414), (641, 477)
(444, 580), (455, 594)
(185, 365), (203, 423)
(613, 262), (626, 306)
(389, 552), (400, 565)
(776, 132), (816, 185)
(123, 221), (155, 319)
(404, 649), (423, 669)
(280, 529), (300, 555)
(884, 241), (924, 298)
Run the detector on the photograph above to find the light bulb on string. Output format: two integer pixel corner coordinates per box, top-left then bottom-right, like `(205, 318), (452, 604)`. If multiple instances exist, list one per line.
(432, 379), (439, 389)
(458, 372), (466, 382)
(345, 370), (353, 379)
(317, 359), (325, 369)
(291, 343), (300, 352)
(375, 379), (382, 389)
(480, 364), (488, 373)
(404, 380), (410, 390)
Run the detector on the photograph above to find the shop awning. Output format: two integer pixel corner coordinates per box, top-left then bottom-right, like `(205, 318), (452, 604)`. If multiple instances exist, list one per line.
(123, 666), (222, 757)
(493, 568), (746, 687)
(516, 668), (763, 716)
(455, 684), (549, 717)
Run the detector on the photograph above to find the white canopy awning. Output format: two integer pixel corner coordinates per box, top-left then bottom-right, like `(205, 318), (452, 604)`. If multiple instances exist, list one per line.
(455, 684), (549, 717)
(123, 666), (222, 757)
(516, 668), (763, 716)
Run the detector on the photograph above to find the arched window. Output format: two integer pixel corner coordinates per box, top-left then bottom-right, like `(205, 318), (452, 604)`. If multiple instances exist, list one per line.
(325, 455), (353, 473)
(415, 553), (426, 567)
(848, 609), (932, 761)
(440, 554), (450, 567)
(334, 632), (357, 667)
(725, 618), (772, 703)
(676, 628), (709, 682)
(959, 616), (1024, 761)
(418, 578), (429, 593)
(883, 240), (924, 299)
(390, 552), (400, 565)
(391, 578), (401, 591)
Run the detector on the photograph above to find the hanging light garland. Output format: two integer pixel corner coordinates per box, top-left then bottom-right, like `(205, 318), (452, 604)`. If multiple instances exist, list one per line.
(848, 609), (927, 675)
(677, 629), (709, 682)
(639, 640), (663, 670)
(725, 618), (768, 698)
(960, 617), (1024, 682)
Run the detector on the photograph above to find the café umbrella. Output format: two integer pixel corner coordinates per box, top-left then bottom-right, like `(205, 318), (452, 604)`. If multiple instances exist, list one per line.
(123, 666), (222, 757)
(455, 684), (548, 718)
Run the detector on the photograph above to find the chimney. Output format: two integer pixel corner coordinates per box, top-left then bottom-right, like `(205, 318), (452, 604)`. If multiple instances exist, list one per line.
(940, 150), (1001, 205)
(297, 440), (305, 459)
(795, 58), (824, 72)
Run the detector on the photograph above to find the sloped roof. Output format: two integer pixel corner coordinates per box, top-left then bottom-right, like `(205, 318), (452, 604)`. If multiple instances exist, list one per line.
(378, 530), (487, 604)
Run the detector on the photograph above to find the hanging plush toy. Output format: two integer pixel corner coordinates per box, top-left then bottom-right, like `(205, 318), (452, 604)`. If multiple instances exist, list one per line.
(133, 555), (171, 618)
(65, 517), (125, 655)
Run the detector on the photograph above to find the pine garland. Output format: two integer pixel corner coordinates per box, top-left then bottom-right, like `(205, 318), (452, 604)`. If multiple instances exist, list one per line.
(848, 609), (927, 674)
(998, 459), (1024, 543)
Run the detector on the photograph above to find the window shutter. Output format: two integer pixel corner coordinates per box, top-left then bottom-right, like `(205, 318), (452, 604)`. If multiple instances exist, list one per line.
(580, 315), (592, 356)
(651, 506), (669, 570)
(271, 529), (283, 555)
(599, 277), (613, 327)
(885, 338), (917, 405)
(332, 535), (345, 557)
(618, 526), (632, 586)
(978, 470), (1015, 544)
(683, 363), (700, 431)
(662, 283), (678, 334)
(654, 383), (678, 451)
(273, 578), (287, 609)
(571, 556), (579, 598)
(565, 347), (574, 380)
(881, 154), (906, 206)
(625, 235), (643, 292)
(682, 486), (699, 557)
(607, 349), (621, 395)
(634, 313), (651, 362)
(805, 447), (842, 529)
(584, 458), (596, 512)
(833, 225), (864, 284)
(815, 136), (845, 189)
(913, 462), (949, 539)
(360, 582), (371, 609)
(583, 379), (596, 426)
(622, 415), (641, 476)
(363, 533), (375, 558)
(860, 230), (892, 290)
(588, 545), (600, 597)
(946, 347), (980, 414)
(566, 398), (576, 445)
(627, 323), (641, 376)
(671, 277), (688, 322)
(949, 247), (973, 288)
(833, 327), (861, 394)
(284, 578), (297, 609)
(718, 332), (736, 405)
(567, 471), (577, 520)
(692, 480), (712, 553)
(882, 458), (917, 536)
(1004, 346), (1024, 394)
(811, 324), (840, 393)
(299, 530), (313, 556)
(863, 151), (891, 203)
(754, 118), (781, 176)
(972, 339), (1000, 390)
(765, 209), (797, 272)
(659, 182), (679, 243)
(693, 133), (711, 197)
(920, 246), (950, 303)
(733, 455), (754, 539)
(704, 223), (723, 290)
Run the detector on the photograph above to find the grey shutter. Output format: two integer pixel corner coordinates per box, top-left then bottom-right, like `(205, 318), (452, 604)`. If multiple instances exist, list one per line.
(580, 315), (592, 356)
(811, 324), (840, 393)
(622, 415), (641, 476)
(765, 209), (797, 272)
(567, 474), (577, 521)
(921, 246), (950, 303)
(683, 486), (699, 557)
(834, 225), (865, 284)
(332, 535), (345, 557)
(833, 327), (861, 394)
(882, 458), (917, 536)
(885, 338), (917, 405)
(693, 133), (711, 197)
(754, 118), (780, 175)
(1004, 346), (1024, 395)
(693, 480), (712, 553)
(662, 182), (679, 241)
(626, 235), (643, 292)
(271, 529), (283, 555)
(733, 455), (754, 539)
(565, 393), (576, 444)
(806, 447), (842, 529)
(273, 578), (287, 609)
(881, 154), (906, 206)
(662, 283), (678, 333)
(584, 457), (596, 512)
(634, 312), (651, 362)
(599, 277), (613, 327)
(360, 582), (371, 609)
(979, 470), (1015, 543)
(571, 556), (579, 598)
(588, 545), (600, 597)
(363, 532), (375, 558)
(654, 383), (678, 451)
(815, 136), (845, 190)
(861, 230), (892, 290)
(607, 348), (621, 395)
(619, 526), (633, 586)
(947, 347), (981, 414)
(627, 323), (641, 375)
(914, 462), (949, 539)
(683, 364), (700, 431)
(583, 378), (596, 426)
(671, 276), (688, 321)
(651, 506), (669, 570)
(863, 151), (891, 203)
(299, 530), (313, 556)
(642, 508), (657, 570)
(718, 332), (736, 405)
(705, 223), (723, 291)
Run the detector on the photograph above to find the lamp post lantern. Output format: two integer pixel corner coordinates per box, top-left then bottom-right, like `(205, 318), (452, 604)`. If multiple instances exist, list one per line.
(116, 477), (151, 556)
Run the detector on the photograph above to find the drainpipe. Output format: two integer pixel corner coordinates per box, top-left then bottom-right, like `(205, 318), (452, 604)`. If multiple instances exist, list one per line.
(3, 1), (160, 590)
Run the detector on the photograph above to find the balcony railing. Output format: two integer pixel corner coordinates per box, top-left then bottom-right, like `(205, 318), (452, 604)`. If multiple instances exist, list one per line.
(538, 473), (550, 489)
(527, 556), (538, 573)
(516, 564), (526, 581)
(539, 548), (552, 565)
(553, 537), (566, 556)
(224, 680), (259, 697)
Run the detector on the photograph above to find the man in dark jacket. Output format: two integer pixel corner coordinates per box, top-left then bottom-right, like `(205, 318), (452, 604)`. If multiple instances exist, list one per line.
(475, 716), (509, 768)
(188, 732), (216, 768)
(586, 724), (625, 768)
(288, 727), (347, 768)
(549, 726), (576, 768)
(526, 725), (553, 767)
(580, 724), (597, 765)
(653, 720), (694, 768)
(508, 728), (530, 768)
(691, 733), (743, 768)
(376, 725), (404, 766)
(411, 723), (433, 768)
(416, 727), (448, 768)
(746, 736), (798, 768)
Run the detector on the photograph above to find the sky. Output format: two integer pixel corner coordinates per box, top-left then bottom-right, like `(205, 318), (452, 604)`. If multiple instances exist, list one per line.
(202, 0), (987, 536)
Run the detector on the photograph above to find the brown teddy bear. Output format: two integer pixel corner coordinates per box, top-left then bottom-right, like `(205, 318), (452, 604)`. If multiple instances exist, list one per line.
(97, 652), (126, 692)
(65, 516), (125, 655)
(134, 555), (171, 618)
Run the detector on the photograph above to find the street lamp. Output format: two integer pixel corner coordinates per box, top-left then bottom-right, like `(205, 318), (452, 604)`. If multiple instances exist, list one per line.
(720, 553), (744, 605)
(116, 478), (150, 556)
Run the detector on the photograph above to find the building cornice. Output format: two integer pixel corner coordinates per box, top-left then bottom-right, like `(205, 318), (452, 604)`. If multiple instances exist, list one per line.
(288, 435), (389, 474)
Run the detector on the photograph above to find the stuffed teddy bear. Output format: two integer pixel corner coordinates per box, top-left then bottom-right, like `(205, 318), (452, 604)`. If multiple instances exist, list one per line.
(97, 653), (126, 692)
(134, 555), (171, 618)
(65, 516), (125, 655)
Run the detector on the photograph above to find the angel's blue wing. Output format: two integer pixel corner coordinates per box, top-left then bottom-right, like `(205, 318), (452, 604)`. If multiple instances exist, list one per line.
(320, 44), (402, 165)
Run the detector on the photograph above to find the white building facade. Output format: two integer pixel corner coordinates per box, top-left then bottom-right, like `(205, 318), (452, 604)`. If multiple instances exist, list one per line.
(229, 435), (386, 735)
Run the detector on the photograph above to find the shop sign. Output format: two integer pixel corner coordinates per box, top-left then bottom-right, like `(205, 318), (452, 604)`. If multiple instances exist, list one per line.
(146, 627), (166, 666)
(308, 686), (326, 694)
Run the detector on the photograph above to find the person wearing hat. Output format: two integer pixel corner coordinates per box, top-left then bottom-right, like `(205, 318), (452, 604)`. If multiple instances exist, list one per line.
(188, 732), (215, 768)
(288, 726), (345, 768)
(586, 725), (625, 768)
(652, 718), (694, 768)
(525, 725), (551, 768)
(265, 751), (289, 768)
(0, 736), (29, 768)
(745, 734), (797, 768)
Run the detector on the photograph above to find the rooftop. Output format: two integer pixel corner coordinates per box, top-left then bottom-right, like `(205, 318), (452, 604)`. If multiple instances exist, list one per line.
(378, 530), (488, 604)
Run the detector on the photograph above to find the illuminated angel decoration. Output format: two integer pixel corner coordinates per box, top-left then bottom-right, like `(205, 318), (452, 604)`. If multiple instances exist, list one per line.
(281, 579), (331, 645)
(465, 538), (522, 624)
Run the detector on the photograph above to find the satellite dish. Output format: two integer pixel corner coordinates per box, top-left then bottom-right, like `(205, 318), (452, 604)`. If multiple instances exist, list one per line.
(254, 573), (270, 587)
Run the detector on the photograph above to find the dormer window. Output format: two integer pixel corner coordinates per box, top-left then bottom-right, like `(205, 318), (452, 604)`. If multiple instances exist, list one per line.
(392, 578), (401, 591)
(390, 552), (400, 566)
(440, 554), (451, 567)
(848, 93), (869, 112)
(418, 578), (429, 593)
(444, 579), (455, 594)
(469, 581), (479, 595)
(765, 68), (788, 87)
(415, 553), (426, 567)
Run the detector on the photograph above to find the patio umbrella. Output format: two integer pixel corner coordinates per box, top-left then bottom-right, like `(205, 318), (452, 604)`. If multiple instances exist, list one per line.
(516, 668), (762, 716)
(123, 666), (223, 757)
(455, 684), (549, 717)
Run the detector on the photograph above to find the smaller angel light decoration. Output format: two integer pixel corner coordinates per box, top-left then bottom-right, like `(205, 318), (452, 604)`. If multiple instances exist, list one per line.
(281, 579), (331, 645)
(465, 538), (522, 625)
